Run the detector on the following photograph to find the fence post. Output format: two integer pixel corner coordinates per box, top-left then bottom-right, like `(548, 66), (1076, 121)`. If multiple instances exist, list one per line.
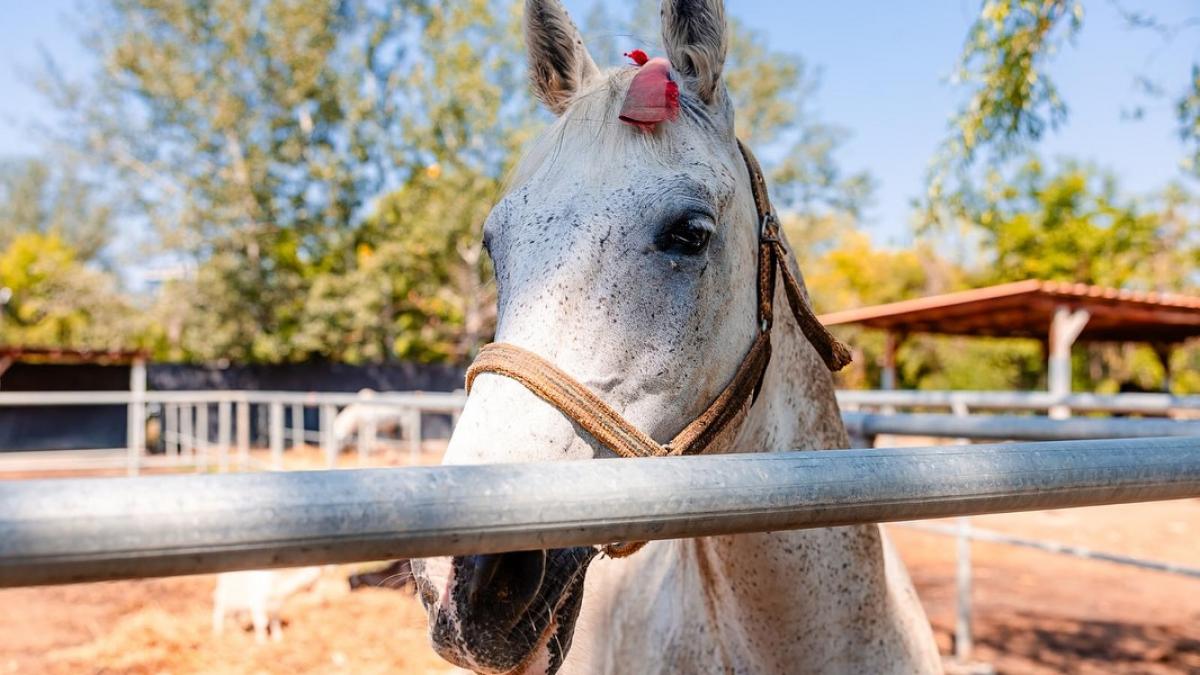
(358, 417), (375, 466)
(408, 409), (423, 463)
(196, 403), (211, 473)
(951, 401), (975, 667)
(236, 400), (250, 469)
(320, 404), (337, 469)
(163, 403), (178, 458)
(291, 403), (305, 450)
(217, 401), (232, 473)
(179, 404), (194, 466)
(955, 516), (974, 664)
(125, 357), (146, 476)
(270, 401), (284, 470)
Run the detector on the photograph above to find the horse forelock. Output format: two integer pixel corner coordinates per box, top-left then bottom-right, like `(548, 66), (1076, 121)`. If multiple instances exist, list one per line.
(507, 67), (733, 195)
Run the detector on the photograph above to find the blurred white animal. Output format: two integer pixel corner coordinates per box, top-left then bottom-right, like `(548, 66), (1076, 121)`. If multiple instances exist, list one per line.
(332, 389), (413, 450)
(212, 566), (322, 644)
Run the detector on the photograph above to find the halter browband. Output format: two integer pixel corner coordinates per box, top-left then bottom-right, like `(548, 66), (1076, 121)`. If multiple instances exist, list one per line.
(465, 140), (851, 557)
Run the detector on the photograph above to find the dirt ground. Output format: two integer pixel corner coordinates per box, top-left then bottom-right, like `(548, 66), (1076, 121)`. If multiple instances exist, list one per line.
(1, 451), (1197, 674)
(890, 500), (1200, 674)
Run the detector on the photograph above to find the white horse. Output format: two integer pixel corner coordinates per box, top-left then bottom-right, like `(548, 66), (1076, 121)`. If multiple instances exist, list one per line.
(413, 1), (941, 672)
(331, 389), (414, 451)
(212, 566), (323, 644)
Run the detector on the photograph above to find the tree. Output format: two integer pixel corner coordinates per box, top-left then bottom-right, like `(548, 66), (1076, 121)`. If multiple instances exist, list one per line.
(44, 0), (433, 362)
(0, 158), (112, 263)
(0, 232), (138, 349)
(295, 0), (529, 364)
(46, 0), (533, 363)
(925, 1), (1200, 228)
(0, 159), (133, 350)
(963, 158), (1175, 288)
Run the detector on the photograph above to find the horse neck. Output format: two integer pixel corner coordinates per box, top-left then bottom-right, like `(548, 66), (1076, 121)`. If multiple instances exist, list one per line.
(572, 270), (935, 672)
(667, 274), (900, 663)
(734, 269), (850, 456)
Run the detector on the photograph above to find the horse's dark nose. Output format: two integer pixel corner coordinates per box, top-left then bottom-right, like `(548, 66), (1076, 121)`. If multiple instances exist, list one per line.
(460, 550), (547, 629)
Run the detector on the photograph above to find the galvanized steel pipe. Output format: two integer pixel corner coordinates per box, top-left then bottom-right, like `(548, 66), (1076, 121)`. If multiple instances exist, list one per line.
(1, 436), (1199, 587)
(842, 411), (1200, 441)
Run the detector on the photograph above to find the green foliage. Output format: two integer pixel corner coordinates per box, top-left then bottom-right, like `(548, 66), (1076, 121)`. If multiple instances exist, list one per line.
(966, 158), (1172, 287)
(923, 0), (1082, 231)
(288, 0), (528, 364)
(47, 0), (529, 363)
(951, 0), (1082, 164)
(44, 0), (430, 361)
(1177, 64), (1200, 176)
(0, 232), (139, 349)
(0, 159), (112, 262)
(927, 1), (1200, 224)
(17, 0), (1195, 396)
(43, 0), (865, 364)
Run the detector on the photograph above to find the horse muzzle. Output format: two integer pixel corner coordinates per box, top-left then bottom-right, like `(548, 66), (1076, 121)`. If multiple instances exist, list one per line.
(417, 547), (597, 674)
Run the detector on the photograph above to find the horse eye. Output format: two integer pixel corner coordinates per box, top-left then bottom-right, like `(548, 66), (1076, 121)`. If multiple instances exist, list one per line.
(659, 219), (712, 256)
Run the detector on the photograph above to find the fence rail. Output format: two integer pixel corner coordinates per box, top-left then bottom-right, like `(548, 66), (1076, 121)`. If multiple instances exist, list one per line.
(897, 521), (1200, 579)
(842, 411), (1200, 442)
(0, 390), (466, 409)
(1, 436), (1197, 587)
(836, 389), (1200, 415)
(0, 389), (466, 474)
(6, 387), (1200, 474)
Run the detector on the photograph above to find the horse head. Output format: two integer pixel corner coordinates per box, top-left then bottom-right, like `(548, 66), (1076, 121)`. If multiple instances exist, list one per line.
(413, 1), (773, 671)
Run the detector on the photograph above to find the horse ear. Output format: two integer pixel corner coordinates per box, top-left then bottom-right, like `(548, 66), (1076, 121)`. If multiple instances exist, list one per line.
(660, 0), (727, 104)
(525, 0), (600, 116)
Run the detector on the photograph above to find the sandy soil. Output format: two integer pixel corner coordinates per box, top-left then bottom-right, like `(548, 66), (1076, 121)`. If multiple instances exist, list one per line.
(888, 500), (1200, 674)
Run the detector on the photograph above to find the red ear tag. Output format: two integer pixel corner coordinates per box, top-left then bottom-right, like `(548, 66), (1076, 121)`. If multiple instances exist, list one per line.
(624, 49), (649, 66)
(619, 57), (680, 132)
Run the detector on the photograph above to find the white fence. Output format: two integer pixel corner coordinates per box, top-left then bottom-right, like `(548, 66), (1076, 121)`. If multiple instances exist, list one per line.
(6, 388), (1200, 475)
(0, 389), (466, 474)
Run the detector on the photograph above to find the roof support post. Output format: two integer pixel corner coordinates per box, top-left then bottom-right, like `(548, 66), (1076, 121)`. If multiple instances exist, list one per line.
(0, 355), (13, 390)
(1048, 306), (1089, 419)
(126, 357), (148, 475)
(1152, 343), (1174, 393)
(881, 330), (903, 391)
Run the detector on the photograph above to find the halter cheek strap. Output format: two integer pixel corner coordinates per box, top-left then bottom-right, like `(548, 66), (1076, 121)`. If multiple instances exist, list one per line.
(464, 140), (850, 558)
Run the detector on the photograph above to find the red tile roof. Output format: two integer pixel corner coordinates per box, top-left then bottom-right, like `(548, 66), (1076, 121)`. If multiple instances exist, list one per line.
(818, 280), (1200, 343)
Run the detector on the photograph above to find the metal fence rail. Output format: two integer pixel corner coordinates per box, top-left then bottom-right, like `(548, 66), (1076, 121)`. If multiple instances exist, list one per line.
(0, 390), (467, 408)
(842, 411), (1200, 442)
(0, 389), (467, 474)
(1, 436), (1198, 587)
(836, 389), (1200, 415)
(898, 521), (1200, 579)
(5, 388), (1199, 475)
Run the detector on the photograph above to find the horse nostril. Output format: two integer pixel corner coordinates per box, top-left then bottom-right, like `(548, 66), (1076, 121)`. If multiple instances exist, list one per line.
(461, 550), (547, 629)
(466, 554), (503, 605)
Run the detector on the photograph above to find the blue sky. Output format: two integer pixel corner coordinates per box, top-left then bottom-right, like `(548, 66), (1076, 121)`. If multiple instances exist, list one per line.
(2, 1), (1198, 250)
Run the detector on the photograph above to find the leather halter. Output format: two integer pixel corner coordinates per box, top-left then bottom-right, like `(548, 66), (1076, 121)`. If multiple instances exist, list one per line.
(465, 140), (851, 556)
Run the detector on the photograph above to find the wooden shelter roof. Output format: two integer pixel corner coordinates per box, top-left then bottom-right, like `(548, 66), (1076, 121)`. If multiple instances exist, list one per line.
(0, 346), (148, 365)
(818, 280), (1200, 344)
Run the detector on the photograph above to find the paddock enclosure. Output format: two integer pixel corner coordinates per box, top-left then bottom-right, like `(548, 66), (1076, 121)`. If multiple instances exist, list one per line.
(1, 388), (1199, 673)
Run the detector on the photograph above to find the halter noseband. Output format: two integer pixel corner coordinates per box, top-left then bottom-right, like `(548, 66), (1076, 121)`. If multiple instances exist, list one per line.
(465, 140), (851, 557)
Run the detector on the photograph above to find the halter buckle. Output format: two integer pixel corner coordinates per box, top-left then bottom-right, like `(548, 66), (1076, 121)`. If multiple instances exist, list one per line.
(759, 212), (781, 242)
